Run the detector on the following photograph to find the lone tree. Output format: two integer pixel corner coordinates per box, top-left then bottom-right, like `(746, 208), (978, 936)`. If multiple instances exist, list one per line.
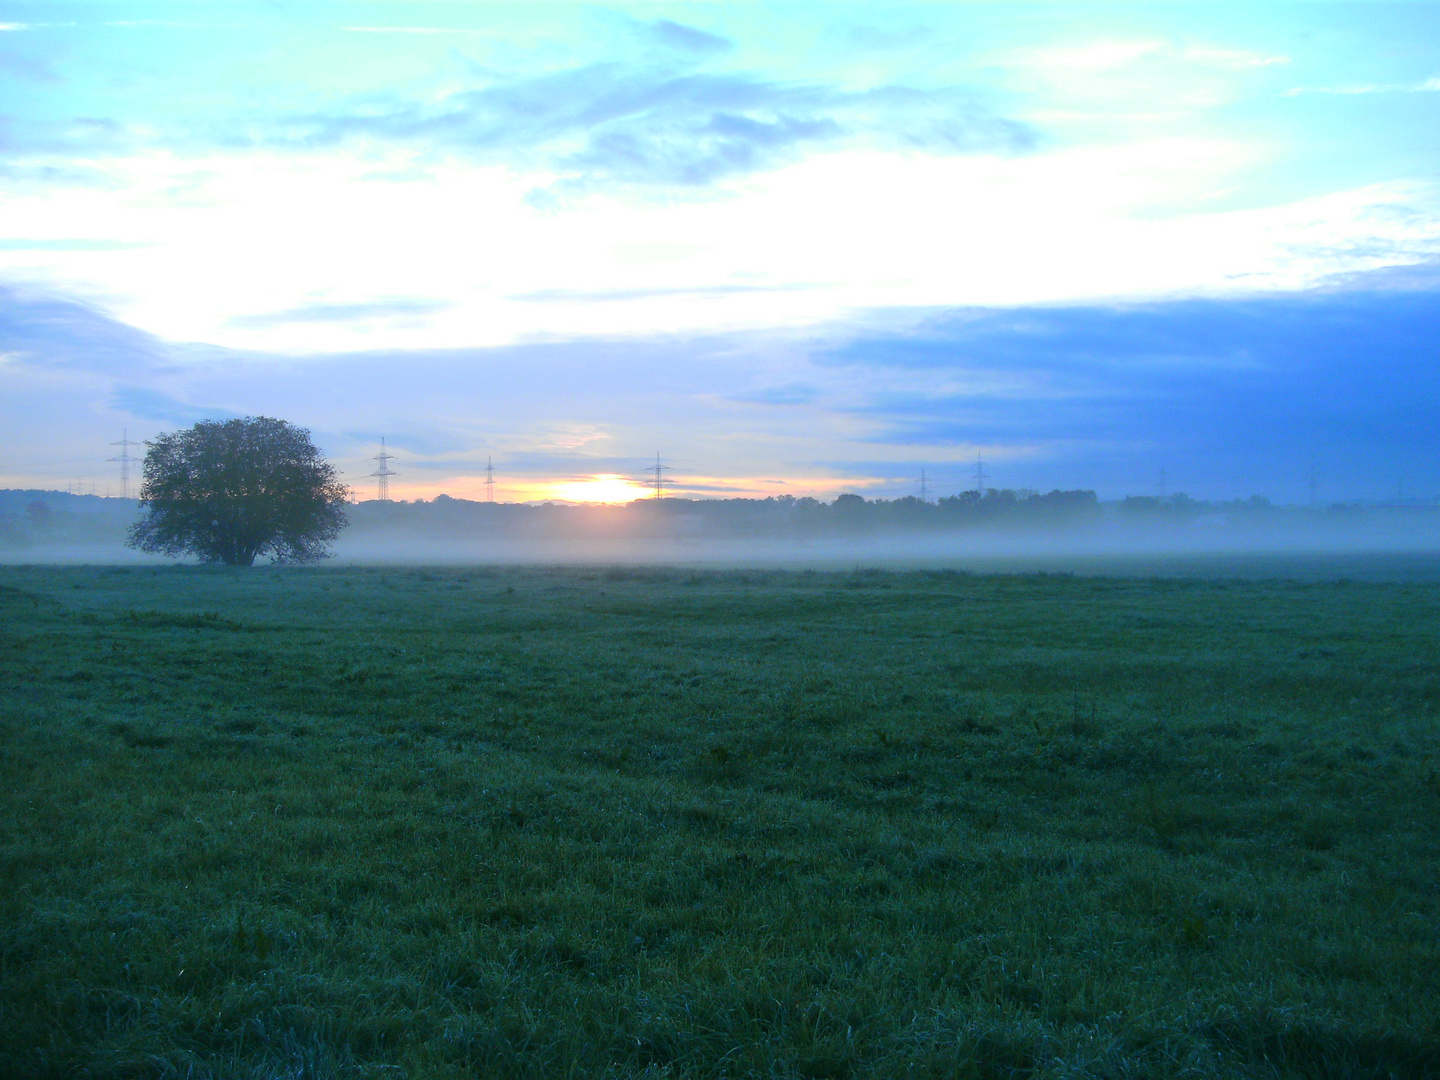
(127, 416), (349, 566)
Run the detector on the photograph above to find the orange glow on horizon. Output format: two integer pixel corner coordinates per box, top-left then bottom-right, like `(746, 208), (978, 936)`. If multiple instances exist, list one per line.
(545, 474), (652, 504)
(359, 472), (901, 504)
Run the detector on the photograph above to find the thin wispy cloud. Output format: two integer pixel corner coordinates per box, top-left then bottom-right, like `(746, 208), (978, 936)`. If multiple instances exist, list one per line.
(728, 384), (822, 407)
(275, 67), (1031, 191)
(105, 21), (245, 29)
(1283, 77), (1440, 97)
(824, 288), (1440, 468)
(1180, 47), (1288, 70)
(0, 285), (167, 374)
(0, 239), (149, 251)
(343, 27), (477, 36)
(644, 19), (733, 58)
(509, 284), (817, 303)
(229, 300), (455, 329)
(109, 385), (236, 426)
(0, 13), (1030, 191)
(0, 49), (58, 80)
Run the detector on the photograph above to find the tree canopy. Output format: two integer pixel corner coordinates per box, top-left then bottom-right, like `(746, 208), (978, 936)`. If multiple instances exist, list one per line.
(127, 417), (349, 566)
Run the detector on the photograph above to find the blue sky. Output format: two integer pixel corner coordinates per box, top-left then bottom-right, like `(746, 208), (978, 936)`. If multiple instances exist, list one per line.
(2, 1), (1438, 502)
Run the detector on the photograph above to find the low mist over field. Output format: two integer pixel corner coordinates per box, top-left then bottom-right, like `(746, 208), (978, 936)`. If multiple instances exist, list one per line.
(329, 492), (1440, 567)
(4, 487), (1438, 577)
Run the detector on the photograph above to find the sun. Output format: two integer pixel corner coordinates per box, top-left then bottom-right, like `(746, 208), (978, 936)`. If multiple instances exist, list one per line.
(547, 474), (651, 504)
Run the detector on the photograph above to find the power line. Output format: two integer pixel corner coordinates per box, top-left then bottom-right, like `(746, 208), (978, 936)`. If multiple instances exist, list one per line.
(7, 455), (109, 469)
(107, 429), (142, 500)
(971, 454), (990, 494)
(369, 437), (397, 502)
(645, 452), (672, 499)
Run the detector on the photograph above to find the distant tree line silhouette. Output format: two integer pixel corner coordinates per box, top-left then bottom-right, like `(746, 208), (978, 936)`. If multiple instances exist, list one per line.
(3, 483), (1432, 553)
(336, 487), (1348, 542)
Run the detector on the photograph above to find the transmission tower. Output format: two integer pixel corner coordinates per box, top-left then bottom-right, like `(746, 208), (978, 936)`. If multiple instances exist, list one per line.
(971, 454), (990, 494)
(646, 453), (672, 499)
(370, 437), (398, 501)
(108, 429), (142, 499)
(918, 468), (931, 503)
(1157, 466), (1169, 500)
(484, 456), (496, 503)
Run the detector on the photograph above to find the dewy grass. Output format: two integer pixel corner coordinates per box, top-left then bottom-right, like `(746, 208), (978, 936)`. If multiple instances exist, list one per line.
(1, 563), (1437, 1079)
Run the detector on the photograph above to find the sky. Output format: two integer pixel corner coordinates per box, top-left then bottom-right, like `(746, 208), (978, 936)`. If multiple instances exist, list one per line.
(1, 1), (1438, 504)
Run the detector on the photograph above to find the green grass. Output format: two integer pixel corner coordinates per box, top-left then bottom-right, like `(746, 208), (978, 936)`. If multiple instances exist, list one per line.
(2, 563), (1438, 1079)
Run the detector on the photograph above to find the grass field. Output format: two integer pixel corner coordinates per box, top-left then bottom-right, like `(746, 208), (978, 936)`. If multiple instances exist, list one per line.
(2, 562), (1438, 1079)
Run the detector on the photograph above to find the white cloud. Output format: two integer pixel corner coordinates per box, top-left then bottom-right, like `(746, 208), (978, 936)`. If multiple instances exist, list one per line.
(1283, 76), (1440, 97)
(1009, 39), (1286, 75)
(1, 141), (1436, 355)
(1023, 40), (1168, 71)
(998, 39), (1292, 117)
(1282, 84), (1384, 97)
(1180, 47), (1288, 70)
(342, 27), (475, 35)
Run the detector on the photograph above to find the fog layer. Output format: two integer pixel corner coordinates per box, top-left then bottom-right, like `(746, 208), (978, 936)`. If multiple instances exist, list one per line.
(5, 489), (1438, 581)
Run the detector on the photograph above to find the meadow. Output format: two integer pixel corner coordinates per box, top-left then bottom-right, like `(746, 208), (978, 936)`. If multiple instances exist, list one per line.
(1, 561), (1437, 1079)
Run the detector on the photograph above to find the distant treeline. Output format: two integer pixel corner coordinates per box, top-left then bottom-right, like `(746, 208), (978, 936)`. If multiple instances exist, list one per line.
(0, 490), (140, 550)
(342, 488), (1427, 542)
(343, 489), (1102, 542)
(3, 488), (1436, 552)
